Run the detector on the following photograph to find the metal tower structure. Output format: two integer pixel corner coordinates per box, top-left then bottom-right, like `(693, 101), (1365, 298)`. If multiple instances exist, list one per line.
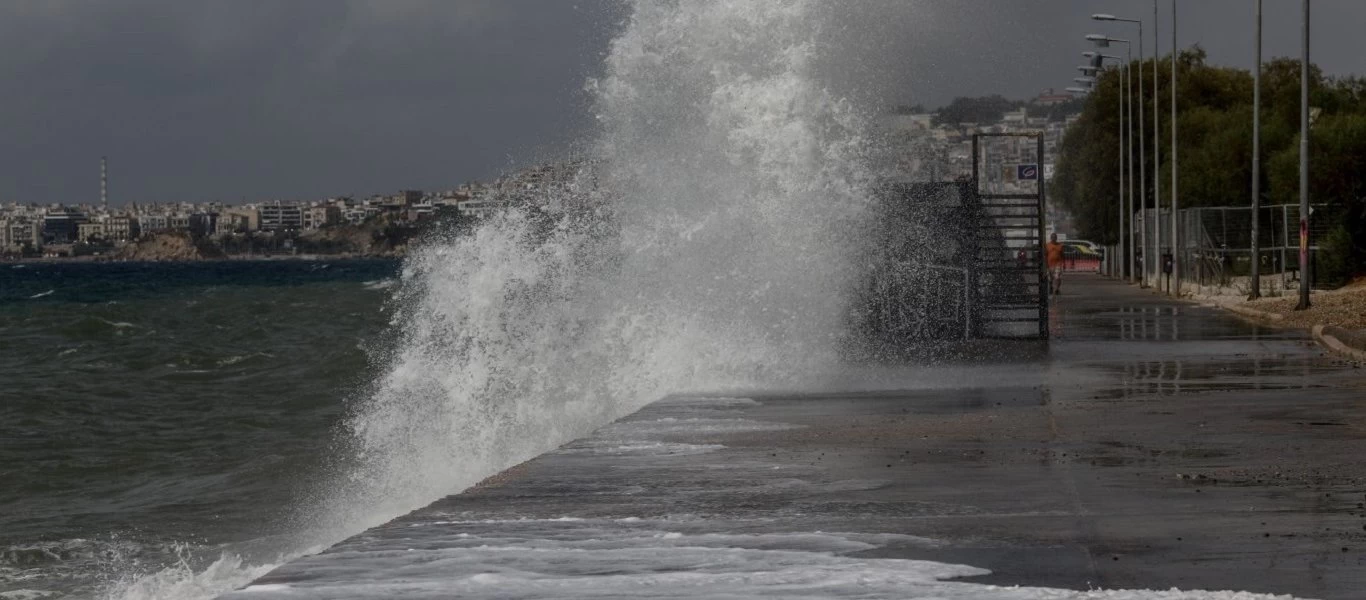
(101, 156), (108, 209)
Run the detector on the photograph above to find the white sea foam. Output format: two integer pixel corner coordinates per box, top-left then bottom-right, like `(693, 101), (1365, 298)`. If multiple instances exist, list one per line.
(557, 440), (726, 457)
(105, 553), (277, 600)
(215, 352), (270, 368)
(656, 396), (764, 412)
(27, 290), (53, 299)
(600, 417), (802, 438)
(0, 590), (60, 600)
(216, 522), (1304, 600)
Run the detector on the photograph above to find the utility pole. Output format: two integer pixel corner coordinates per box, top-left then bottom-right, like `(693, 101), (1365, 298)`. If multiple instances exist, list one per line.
(1296, 0), (1312, 310)
(1250, 0), (1262, 300)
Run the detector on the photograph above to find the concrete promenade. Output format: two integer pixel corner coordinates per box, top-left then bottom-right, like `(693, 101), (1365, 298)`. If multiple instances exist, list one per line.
(226, 274), (1366, 599)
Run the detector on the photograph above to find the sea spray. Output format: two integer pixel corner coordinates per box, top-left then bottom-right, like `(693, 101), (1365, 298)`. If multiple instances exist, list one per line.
(104, 2), (878, 598)
(322, 0), (876, 532)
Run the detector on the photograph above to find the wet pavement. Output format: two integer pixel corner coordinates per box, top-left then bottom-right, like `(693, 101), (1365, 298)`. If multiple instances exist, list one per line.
(224, 274), (1366, 599)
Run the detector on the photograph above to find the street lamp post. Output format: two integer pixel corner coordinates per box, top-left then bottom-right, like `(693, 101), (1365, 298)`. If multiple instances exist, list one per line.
(1070, 68), (1100, 270)
(1170, 0), (1181, 297)
(1084, 51), (1126, 278)
(1296, 0), (1311, 309)
(1088, 35), (1134, 283)
(1094, 14), (1147, 288)
(1152, 0), (1163, 292)
(1250, 0), (1262, 299)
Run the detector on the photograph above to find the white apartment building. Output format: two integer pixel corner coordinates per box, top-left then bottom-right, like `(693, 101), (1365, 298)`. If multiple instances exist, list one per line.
(456, 198), (507, 219)
(259, 204), (303, 231)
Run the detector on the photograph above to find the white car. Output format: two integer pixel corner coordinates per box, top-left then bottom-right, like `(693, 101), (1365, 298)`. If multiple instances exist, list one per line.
(1066, 239), (1103, 253)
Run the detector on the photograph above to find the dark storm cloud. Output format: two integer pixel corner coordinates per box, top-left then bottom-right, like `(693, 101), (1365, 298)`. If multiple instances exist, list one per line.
(1, 1), (1362, 206)
(0, 0), (623, 205)
(821, 0), (1366, 113)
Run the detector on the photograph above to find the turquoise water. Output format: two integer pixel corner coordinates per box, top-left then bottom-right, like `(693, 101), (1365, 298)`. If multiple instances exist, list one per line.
(0, 260), (400, 598)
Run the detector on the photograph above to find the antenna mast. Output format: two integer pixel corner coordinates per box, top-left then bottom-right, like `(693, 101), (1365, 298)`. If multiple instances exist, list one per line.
(101, 156), (108, 209)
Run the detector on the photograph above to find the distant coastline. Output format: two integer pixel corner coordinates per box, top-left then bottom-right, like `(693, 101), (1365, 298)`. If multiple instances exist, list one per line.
(3, 163), (584, 267)
(3, 213), (423, 263)
(2, 251), (401, 264)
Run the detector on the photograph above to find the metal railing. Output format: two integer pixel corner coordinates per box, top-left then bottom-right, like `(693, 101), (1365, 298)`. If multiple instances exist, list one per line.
(868, 262), (969, 342)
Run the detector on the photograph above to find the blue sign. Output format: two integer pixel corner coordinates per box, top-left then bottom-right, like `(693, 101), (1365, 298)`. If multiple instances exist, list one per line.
(1017, 164), (1039, 180)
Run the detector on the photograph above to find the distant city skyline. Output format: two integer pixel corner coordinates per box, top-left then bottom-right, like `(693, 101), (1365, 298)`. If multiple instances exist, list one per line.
(1, 1), (1363, 207)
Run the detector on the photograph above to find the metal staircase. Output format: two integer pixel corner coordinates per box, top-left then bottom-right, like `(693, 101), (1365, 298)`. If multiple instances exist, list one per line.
(971, 133), (1049, 340)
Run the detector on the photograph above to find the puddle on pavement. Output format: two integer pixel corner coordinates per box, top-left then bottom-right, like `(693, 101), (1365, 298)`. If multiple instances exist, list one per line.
(1083, 356), (1336, 398)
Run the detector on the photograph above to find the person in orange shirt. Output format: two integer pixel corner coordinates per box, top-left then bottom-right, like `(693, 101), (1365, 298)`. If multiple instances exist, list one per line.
(1045, 233), (1065, 295)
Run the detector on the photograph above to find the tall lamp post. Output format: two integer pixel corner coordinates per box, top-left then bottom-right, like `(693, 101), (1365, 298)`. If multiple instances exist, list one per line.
(1069, 73), (1099, 269)
(1084, 50), (1126, 278)
(1170, 0), (1181, 297)
(1152, 0), (1163, 293)
(1296, 0), (1311, 309)
(1087, 35), (1134, 283)
(1093, 15), (1147, 288)
(1250, 0), (1263, 299)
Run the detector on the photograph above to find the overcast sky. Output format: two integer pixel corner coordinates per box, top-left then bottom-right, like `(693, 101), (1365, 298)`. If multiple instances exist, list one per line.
(1, 1), (1362, 206)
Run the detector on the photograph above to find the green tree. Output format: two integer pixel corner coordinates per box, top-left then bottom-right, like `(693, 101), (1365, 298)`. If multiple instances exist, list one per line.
(1053, 46), (1366, 283)
(1267, 112), (1366, 282)
(1180, 105), (1252, 208)
(933, 95), (1024, 126)
(1053, 57), (1130, 243)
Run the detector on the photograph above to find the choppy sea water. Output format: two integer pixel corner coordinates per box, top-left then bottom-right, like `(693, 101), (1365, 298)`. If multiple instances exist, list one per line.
(0, 260), (399, 599)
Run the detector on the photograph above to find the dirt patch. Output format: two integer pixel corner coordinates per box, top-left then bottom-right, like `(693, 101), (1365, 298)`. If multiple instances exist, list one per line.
(1240, 285), (1366, 329)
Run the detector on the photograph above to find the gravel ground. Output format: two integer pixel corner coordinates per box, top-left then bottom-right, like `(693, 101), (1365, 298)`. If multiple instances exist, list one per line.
(1240, 280), (1366, 329)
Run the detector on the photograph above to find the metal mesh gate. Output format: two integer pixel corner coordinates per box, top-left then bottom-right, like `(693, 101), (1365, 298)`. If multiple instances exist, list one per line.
(972, 133), (1048, 340)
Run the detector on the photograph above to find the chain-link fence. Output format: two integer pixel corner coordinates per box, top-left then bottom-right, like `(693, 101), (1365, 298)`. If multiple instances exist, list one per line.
(1134, 204), (1335, 294)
